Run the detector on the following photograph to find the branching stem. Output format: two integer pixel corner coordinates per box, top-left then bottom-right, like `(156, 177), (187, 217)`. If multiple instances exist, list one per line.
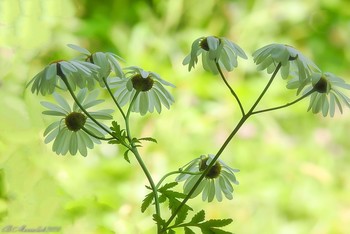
(162, 63), (282, 232)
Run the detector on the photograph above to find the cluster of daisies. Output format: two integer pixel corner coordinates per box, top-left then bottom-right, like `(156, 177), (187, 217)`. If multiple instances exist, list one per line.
(28, 37), (349, 202)
(28, 44), (175, 156)
(184, 36), (350, 117)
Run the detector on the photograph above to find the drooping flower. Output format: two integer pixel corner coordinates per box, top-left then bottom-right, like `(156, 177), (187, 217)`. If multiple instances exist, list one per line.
(176, 154), (239, 202)
(110, 66), (175, 115)
(27, 59), (100, 95)
(67, 44), (125, 86)
(41, 88), (114, 156)
(287, 72), (350, 117)
(183, 36), (247, 74)
(252, 43), (320, 80)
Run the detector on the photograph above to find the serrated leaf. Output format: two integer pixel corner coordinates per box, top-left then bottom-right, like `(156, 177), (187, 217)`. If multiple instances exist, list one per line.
(141, 192), (154, 213)
(159, 182), (178, 192)
(175, 205), (189, 225)
(190, 210), (205, 224)
(139, 137), (158, 143)
(109, 121), (128, 146)
(153, 214), (166, 227)
(201, 219), (233, 228)
(159, 194), (168, 204)
(164, 190), (187, 199)
(199, 227), (232, 234)
(184, 227), (196, 234)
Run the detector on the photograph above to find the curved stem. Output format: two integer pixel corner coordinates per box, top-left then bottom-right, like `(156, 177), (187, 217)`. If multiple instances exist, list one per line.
(216, 62), (245, 116)
(251, 89), (315, 115)
(102, 77), (127, 120)
(162, 63), (282, 232)
(124, 92), (161, 233)
(82, 126), (114, 141)
(156, 170), (202, 189)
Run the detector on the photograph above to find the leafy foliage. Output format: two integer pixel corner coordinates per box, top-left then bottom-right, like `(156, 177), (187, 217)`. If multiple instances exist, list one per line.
(108, 121), (157, 162)
(168, 210), (233, 234)
(108, 121), (128, 146)
(142, 183), (233, 233)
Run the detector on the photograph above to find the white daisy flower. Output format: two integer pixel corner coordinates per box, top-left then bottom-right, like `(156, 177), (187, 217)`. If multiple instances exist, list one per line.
(176, 154), (239, 202)
(41, 88), (113, 156)
(183, 36), (247, 74)
(110, 66), (175, 115)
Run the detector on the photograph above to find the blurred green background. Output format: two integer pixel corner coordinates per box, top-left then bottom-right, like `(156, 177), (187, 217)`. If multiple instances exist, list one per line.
(1, 0), (350, 233)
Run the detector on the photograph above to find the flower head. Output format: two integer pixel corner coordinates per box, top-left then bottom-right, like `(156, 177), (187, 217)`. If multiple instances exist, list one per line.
(183, 36), (247, 74)
(110, 66), (175, 115)
(27, 59), (99, 96)
(288, 72), (350, 117)
(67, 44), (124, 86)
(253, 43), (320, 80)
(41, 88), (113, 156)
(176, 154), (239, 202)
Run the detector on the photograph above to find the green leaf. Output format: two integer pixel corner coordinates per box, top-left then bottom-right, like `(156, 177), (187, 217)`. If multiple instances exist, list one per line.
(138, 137), (158, 143)
(108, 139), (121, 145)
(141, 192), (154, 213)
(167, 229), (176, 234)
(197, 218), (233, 234)
(158, 182), (178, 192)
(199, 227), (232, 234)
(175, 204), (189, 225)
(201, 219), (233, 228)
(109, 121), (128, 146)
(153, 214), (166, 227)
(123, 150), (130, 163)
(190, 210), (205, 224)
(184, 227), (196, 234)
(158, 194), (167, 204)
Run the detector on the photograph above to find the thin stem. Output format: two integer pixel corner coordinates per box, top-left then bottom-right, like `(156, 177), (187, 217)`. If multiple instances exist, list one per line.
(102, 77), (127, 120)
(156, 170), (202, 189)
(82, 127), (114, 141)
(162, 63), (282, 232)
(247, 63), (282, 114)
(251, 89), (315, 115)
(216, 62), (245, 116)
(124, 92), (161, 233)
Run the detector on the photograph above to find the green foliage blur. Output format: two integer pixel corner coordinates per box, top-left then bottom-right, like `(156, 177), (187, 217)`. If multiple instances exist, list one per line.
(1, 0), (350, 233)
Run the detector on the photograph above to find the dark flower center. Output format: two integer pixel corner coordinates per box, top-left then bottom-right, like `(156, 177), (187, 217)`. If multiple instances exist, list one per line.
(199, 37), (221, 51)
(313, 76), (329, 93)
(131, 74), (154, 92)
(87, 55), (94, 63)
(65, 112), (87, 132)
(200, 38), (210, 51)
(199, 158), (222, 179)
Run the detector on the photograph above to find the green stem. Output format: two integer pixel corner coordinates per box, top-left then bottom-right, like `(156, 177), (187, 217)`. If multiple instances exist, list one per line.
(247, 63), (282, 115)
(82, 127), (114, 141)
(156, 170), (202, 189)
(251, 89), (315, 115)
(216, 62), (245, 116)
(125, 92), (161, 233)
(102, 77), (127, 120)
(162, 63), (282, 232)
